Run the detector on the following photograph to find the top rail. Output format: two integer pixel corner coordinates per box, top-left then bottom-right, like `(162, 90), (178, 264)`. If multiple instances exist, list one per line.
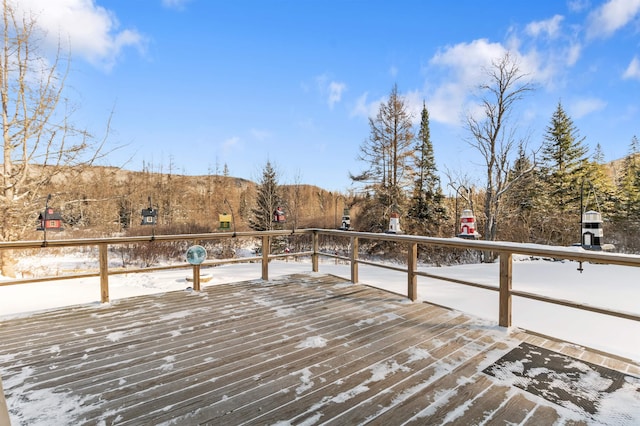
(2, 228), (640, 330)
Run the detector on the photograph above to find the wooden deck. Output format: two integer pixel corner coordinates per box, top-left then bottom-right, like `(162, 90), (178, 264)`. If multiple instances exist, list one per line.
(1, 273), (639, 425)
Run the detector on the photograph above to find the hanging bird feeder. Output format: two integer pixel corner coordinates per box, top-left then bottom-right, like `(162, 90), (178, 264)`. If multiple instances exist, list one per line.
(457, 209), (479, 239)
(273, 207), (286, 223)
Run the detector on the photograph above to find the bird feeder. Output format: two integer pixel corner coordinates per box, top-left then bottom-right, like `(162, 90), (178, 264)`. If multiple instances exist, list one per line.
(219, 213), (232, 230)
(458, 209), (478, 239)
(387, 211), (401, 234)
(141, 197), (157, 226)
(340, 208), (351, 230)
(37, 207), (63, 231)
(273, 207), (286, 223)
(141, 208), (157, 225)
(581, 210), (603, 250)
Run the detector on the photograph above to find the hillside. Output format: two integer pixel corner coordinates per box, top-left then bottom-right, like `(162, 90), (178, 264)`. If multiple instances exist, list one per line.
(18, 165), (346, 239)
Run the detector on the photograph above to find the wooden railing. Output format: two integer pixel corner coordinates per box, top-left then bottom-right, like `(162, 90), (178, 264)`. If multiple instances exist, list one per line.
(1, 229), (640, 329)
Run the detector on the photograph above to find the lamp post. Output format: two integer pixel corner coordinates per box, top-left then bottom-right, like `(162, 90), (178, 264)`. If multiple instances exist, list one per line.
(448, 184), (470, 236)
(334, 194), (345, 229)
(224, 198), (237, 237)
(42, 194), (52, 246)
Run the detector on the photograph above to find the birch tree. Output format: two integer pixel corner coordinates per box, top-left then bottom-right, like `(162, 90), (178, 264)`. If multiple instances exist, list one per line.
(465, 52), (535, 248)
(1, 1), (108, 275)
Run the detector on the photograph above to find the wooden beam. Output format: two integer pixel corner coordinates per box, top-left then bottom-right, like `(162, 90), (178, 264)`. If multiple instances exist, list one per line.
(499, 252), (512, 327)
(99, 243), (109, 303)
(262, 235), (270, 281)
(350, 236), (359, 284)
(0, 374), (10, 426)
(192, 265), (201, 292)
(312, 231), (319, 273)
(408, 242), (418, 301)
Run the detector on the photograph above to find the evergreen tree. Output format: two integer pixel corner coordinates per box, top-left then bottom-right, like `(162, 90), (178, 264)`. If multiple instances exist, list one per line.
(538, 102), (590, 245)
(540, 101), (589, 214)
(249, 161), (282, 231)
(584, 146), (616, 216)
(407, 102), (447, 235)
(501, 145), (539, 242)
(617, 135), (640, 220)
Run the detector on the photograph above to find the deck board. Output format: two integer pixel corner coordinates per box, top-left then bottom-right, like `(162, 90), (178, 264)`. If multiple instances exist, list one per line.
(1, 272), (638, 425)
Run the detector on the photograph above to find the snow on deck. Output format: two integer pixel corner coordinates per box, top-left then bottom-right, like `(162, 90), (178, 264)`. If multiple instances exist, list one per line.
(1, 273), (639, 425)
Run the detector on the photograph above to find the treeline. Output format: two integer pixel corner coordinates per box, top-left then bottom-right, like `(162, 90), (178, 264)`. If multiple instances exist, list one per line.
(345, 54), (640, 255)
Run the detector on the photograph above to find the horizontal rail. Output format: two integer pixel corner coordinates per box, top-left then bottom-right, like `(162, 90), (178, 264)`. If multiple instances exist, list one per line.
(2, 228), (639, 335)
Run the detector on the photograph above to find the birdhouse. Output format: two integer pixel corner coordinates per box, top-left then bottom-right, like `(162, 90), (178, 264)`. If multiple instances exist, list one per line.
(141, 207), (157, 225)
(582, 210), (603, 250)
(37, 208), (63, 231)
(273, 207), (286, 223)
(458, 209), (479, 239)
(387, 211), (401, 234)
(219, 213), (232, 230)
(340, 208), (351, 230)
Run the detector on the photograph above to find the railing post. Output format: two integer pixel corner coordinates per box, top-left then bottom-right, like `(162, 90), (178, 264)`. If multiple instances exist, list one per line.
(192, 265), (201, 291)
(262, 235), (270, 281)
(0, 374), (9, 426)
(350, 236), (359, 284)
(408, 242), (417, 301)
(499, 252), (512, 327)
(311, 231), (319, 273)
(99, 243), (109, 303)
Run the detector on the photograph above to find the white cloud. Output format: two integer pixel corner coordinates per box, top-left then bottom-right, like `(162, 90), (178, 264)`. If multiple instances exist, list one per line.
(162, 0), (192, 10)
(350, 92), (381, 120)
(15, 0), (145, 70)
(525, 15), (564, 38)
(569, 97), (607, 118)
(430, 39), (508, 88)
(565, 42), (582, 66)
(249, 129), (271, 141)
(427, 39), (514, 125)
(586, 0), (640, 39)
(328, 81), (346, 109)
(221, 136), (241, 156)
(623, 56), (640, 80)
(315, 74), (347, 109)
(568, 0), (590, 13)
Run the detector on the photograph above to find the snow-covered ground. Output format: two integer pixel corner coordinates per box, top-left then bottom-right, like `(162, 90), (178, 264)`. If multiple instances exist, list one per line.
(1, 250), (639, 424)
(1, 251), (639, 362)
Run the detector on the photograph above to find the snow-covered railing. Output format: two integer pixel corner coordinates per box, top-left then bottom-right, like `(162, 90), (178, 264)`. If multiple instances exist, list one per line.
(1, 229), (640, 329)
(313, 229), (640, 328)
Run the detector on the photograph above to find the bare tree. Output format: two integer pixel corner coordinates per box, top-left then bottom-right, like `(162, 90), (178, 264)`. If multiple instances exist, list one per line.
(352, 84), (415, 210)
(465, 53), (535, 248)
(1, 1), (108, 275)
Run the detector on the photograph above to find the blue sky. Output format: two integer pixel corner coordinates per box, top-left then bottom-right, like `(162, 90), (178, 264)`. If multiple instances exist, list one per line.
(17, 0), (640, 192)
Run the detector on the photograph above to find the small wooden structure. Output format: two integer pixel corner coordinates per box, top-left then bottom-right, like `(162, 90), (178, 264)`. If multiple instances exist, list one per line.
(219, 213), (232, 230)
(582, 210), (603, 250)
(387, 211), (401, 234)
(36, 208), (63, 231)
(340, 208), (351, 230)
(273, 207), (286, 223)
(458, 208), (479, 239)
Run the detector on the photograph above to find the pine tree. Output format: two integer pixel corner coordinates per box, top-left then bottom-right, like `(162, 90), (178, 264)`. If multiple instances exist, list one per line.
(501, 145), (538, 242)
(538, 102), (589, 245)
(584, 145), (616, 216)
(617, 135), (640, 220)
(540, 102), (589, 213)
(407, 102), (447, 235)
(249, 161), (282, 231)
